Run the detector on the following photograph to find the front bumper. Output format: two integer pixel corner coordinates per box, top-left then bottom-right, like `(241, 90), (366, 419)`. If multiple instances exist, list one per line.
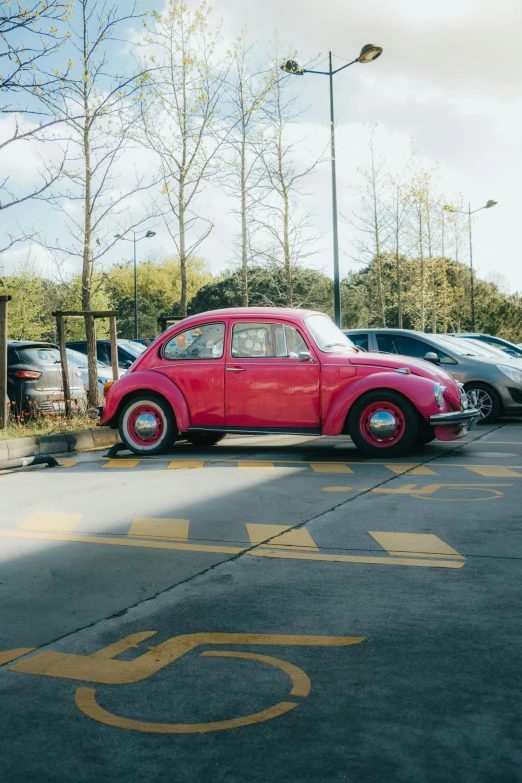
(429, 409), (481, 427)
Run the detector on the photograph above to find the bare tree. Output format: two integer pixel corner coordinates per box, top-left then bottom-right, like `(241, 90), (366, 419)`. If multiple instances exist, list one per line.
(139, 0), (231, 317)
(254, 45), (323, 306)
(0, 1), (72, 249)
(40, 0), (157, 405)
(352, 129), (390, 326)
(384, 170), (412, 328)
(223, 33), (272, 306)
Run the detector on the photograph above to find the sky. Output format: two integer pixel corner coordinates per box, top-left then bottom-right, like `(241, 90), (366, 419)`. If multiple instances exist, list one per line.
(1, 0), (521, 293)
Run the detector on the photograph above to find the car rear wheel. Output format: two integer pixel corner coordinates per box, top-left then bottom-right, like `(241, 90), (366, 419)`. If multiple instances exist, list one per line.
(119, 395), (175, 455)
(463, 383), (500, 425)
(183, 431), (226, 447)
(349, 390), (419, 458)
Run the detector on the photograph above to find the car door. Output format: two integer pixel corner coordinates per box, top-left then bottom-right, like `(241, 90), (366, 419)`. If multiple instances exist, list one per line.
(225, 320), (320, 429)
(157, 321), (226, 426)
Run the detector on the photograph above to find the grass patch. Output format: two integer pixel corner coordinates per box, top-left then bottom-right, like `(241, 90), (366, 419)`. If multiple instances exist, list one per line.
(0, 414), (93, 441)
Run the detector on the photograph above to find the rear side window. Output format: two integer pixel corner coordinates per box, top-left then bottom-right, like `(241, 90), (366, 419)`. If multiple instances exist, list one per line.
(17, 347), (61, 365)
(164, 323), (225, 360)
(231, 322), (308, 358)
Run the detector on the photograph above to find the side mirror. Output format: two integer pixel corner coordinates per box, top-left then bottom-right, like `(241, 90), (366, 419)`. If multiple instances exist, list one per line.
(424, 351), (440, 365)
(298, 351), (312, 362)
(120, 359), (133, 369)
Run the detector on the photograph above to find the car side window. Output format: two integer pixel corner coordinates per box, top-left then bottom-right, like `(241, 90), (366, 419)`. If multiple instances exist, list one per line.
(349, 333), (369, 352)
(97, 344), (110, 364)
(164, 323), (225, 360)
(231, 322), (307, 359)
(391, 335), (457, 365)
(376, 334), (396, 354)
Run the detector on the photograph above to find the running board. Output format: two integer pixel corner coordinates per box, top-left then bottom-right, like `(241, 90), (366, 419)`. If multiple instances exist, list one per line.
(186, 426), (322, 436)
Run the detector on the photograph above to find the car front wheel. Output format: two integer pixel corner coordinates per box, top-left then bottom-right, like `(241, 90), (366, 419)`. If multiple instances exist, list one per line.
(349, 390), (419, 458)
(463, 383), (500, 425)
(119, 395), (175, 455)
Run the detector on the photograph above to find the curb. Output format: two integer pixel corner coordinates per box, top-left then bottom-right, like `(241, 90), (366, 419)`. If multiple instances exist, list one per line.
(0, 427), (121, 460)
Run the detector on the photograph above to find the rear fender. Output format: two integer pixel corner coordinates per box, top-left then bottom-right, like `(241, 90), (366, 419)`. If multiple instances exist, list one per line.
(100, 370), (190, 431)
(322, 372), (447, 436)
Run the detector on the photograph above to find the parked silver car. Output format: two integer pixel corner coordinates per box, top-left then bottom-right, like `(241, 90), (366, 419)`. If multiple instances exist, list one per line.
(66, 348), (123, 404)
(344, 328), (522, 424)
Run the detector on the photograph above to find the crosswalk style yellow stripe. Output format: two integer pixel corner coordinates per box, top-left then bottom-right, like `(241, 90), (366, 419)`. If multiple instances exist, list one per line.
(309, 463), (354, 474)
(238, 461), (275, 470)
(167, 460), (204, 470)
(19, 513), (83, 532)
(465, 466), (522, 478)
(245, 524), (319, 551)
(384, 464), (437, 475)
(128, 517), (190, 540)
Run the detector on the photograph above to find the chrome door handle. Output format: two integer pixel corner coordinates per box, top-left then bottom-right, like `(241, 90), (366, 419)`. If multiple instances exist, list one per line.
(226, 367), (246, 372)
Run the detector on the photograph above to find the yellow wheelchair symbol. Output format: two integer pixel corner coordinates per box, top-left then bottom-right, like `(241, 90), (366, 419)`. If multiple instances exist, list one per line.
(371, 483), (508, 502)
(5, 632), (364, 734)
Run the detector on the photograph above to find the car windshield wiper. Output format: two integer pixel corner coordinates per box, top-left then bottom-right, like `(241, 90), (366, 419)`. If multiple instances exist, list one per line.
(324, 342), (347, 348)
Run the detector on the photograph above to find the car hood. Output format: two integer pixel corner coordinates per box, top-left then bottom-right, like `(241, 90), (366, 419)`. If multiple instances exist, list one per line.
(349, 351), (459, 385)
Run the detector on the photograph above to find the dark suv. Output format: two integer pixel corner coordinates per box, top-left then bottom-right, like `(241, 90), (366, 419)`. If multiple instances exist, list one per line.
(7, 342), (87, 417)
(66, 339), (146, 369)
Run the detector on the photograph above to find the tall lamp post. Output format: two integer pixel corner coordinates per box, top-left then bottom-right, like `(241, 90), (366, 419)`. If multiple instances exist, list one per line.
(443, 200), (497, 331)
(114, 230), (156, 339)
(281, 44), (383, 327)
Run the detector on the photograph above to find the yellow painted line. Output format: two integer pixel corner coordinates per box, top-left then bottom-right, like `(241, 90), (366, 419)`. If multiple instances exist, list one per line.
(384, 464), (437, 475)
(465, 466), (522, 478)
(58, 460), (79, 468)
(128, 517), (190, 540)
(238, 461), (275, 470)
(250, 549), (465, 569)
(167, 460), (204, 470)
(368, 531), (464, 560)
(0, 648), (36, 666)
(102, 459), (141, 469)
(245, 524), (319, 551)
(0, 530), (243, 555)
(19, 513), (83, 533)
(310, 463), (354, 474)
(322, 487), (353, 492)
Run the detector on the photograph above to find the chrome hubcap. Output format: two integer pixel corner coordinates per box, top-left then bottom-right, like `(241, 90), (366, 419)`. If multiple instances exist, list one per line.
(368, 411), (397, 438)
(134, 412), (158, 438)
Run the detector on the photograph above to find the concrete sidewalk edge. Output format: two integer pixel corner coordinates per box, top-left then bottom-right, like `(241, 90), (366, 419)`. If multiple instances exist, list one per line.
(0, 427), (120, 460)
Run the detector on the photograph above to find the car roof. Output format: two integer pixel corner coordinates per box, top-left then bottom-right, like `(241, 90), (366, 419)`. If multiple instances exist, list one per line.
(8, 341), (57, 348)
(343, 328), (440, 337)
(162, 308), (322, 334)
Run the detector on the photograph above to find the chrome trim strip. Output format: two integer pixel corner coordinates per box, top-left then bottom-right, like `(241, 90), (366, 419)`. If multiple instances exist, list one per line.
(429, 410), (481, 425)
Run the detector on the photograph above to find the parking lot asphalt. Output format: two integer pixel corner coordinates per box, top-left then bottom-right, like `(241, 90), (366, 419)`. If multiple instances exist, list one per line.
(1, 422), (522, 782)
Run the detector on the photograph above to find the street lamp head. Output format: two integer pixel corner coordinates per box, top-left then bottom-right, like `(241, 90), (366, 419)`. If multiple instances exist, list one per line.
(485, 200), (497, 209)
(145, 231), (156, 238)
(358, 44), (383, 63)
(280, 59), (305, 75)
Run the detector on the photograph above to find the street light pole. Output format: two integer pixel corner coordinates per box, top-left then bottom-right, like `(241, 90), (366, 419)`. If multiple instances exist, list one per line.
(114, 229), (157, 340)
(281, 45), (383, 328)
(443, 200), (497, 332)
(328, 52), (341, 326)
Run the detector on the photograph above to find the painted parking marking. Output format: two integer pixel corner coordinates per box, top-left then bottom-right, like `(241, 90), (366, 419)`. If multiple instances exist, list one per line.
(465, 466), (522, 478)
(102, 459), (140, 469)
(309, 463), (354, 474)
(0, 522), (465, 569)
(167, 460), (204, 470)
(245, 524), (319, 551)
(58, 459), (79, 468)
(383, 463), (437, 475)
(128, 517), (190, 540)
(0, 648), (36, 666)
(369, 483), (509, 501)
(322, 487), (353, 492)
(367, 532), (464, 560)
(19, 513), (84, 532)
(6, 632), (364, 734)
(238, 460), (275, 470)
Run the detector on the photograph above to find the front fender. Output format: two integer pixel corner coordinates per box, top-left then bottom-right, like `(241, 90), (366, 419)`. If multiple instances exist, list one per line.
(100, 370), (191, 431)
(322, 372), (449, 436)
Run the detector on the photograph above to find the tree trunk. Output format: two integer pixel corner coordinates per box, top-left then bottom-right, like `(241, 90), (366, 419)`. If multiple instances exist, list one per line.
(395, 244), (403, 329)
(179, 179), (187, 317)
(283, 187), (292, 306)
(240, 133), (248, 307)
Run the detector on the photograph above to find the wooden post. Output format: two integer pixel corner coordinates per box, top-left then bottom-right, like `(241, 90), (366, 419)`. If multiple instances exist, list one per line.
(56, 314), (72, 418)
(0, 295), (11, 429)
(109, 315), (119, 381)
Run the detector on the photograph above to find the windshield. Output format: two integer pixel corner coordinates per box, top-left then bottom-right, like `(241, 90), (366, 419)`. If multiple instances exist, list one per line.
(17, 347), (61, 365)
(66, 348), (109, 369)
(459, 339), (507, 358)
(305, 314), (355, 353)
(124, 341), (146, 357)
(435, 336), (500, 357)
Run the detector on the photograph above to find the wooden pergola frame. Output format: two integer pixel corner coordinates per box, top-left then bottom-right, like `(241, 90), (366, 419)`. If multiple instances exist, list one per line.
(51, 310), (119, 416)
(0, 295), (12, 429)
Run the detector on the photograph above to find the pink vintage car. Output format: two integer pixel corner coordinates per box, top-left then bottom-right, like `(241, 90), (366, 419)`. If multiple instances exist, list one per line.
(100, 308), (480, 456)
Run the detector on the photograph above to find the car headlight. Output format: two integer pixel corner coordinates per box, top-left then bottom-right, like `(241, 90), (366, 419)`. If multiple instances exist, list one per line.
(499, 365), (522, 385)
(433, 382), (446, 408)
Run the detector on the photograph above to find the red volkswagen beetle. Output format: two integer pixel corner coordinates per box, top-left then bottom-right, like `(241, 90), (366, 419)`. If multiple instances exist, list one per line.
(100, 308), (480, 457)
